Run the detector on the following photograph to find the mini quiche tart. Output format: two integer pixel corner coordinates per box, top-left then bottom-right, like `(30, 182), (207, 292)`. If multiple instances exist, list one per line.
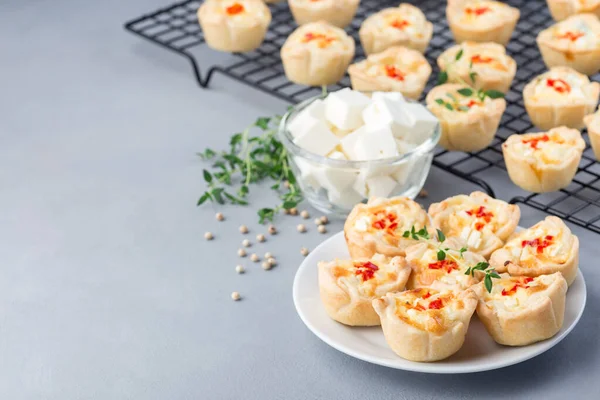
(425, 83), (506, 152)
(373, 288), (478, 362)
(547, 0), (600, 21)
(288, 0), (360, 28)
(584, 106), (600, 160)
(281, 21), (355, 86)
(490, 216), (579, 285)
(474, 272), (568, 346)
(523, 66), (600, 130)
(428, 191), (521, 258)
(359, 3), (433, 55)
(405, 238), (487, 292)
(437, 42), (517, 93)
(198, 0), (272, 53)
(537, 14), (600, 76)
(446, 0), (520, 45)
(502, 127), (585, 193)
(318, 254), (412, 326)
(344, 196), (433, 260)
(347, 46), (432, 100)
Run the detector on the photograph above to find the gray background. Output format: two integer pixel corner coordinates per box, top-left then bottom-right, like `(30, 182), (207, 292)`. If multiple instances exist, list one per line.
(1, 1), (598, 399)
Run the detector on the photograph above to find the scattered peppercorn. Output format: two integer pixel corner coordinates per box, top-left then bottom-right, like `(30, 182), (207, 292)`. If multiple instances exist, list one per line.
(314, 218), (323, 226)
(320, 216), (329, 225)
(235, 265), (245, 274)
(238, 248), (247, 257)
(204, 232), (214, 240)
(268, 225), (277, 235)
(262, 262), (272, 270)
(239, 225), (249, 234)
(300, 210), (310, 219)
(264, 252), (273, 259)
(250, 253), (260, 262)
(418, 189), (429, 198)
(231, 291), (241, 301)
(216, 212), (224, 221)
(297, 224), (306, 233)
(242, 239), (251, 247)
(256, 234), (266, 242)
(290, 208), (298, 216)
(300, 247), (309, 257)
(267, 257), (277, 266)
(318, 225), (327, 234)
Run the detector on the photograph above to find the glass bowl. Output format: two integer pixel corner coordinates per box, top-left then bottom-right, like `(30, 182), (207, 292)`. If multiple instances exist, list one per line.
(278, 94), (441, 217)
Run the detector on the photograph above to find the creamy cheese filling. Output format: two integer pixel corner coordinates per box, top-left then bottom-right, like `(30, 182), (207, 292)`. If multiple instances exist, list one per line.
(352, 203), (428, 245)
(457, 1), (511, 26)
(511, 130), (581, 165)
(484, 275), (554, 311)
(551, 19), (598, 50)
(392, 289), (464, 333)
(532, 72), (587, 101)
(332, 255), (401, 297)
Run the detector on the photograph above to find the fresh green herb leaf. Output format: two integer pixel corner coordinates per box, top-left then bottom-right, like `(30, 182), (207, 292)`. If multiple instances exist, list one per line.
(455, 49), (464, 61)
(469, 71), (477, 83)
(255, 117), (271, 130)
(444, 103), (454, 111)
(489, 272), (501, 279)
(437, 71), (448, 85)
(435, 98), (445, 105)
(403, 231), (410, 238)
(484, 89), (505, 99)
(459, 247), (468, 257)
(197, 192), (210, 206)
(457, 88), (474, 96)
(465, 267), (472, 275)
(203, 169), (213, 183)
(198, 148), (216, 160)
(436, 229), (446, 243)
(458, 105), (470, 112)
(437, 250), (446, 261)
(484, 275), (493, 293)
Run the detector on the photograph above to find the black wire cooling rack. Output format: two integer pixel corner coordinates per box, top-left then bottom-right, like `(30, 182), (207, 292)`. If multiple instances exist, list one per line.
(124, 0), (600, 234)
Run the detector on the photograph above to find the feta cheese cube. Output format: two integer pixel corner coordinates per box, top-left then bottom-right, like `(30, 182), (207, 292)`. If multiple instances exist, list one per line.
(340, 125), (371, 160)
(294, 157), (320, 190)
(352, 170), (369, 197)
(391, 163), (412, 186)
(328, 187), (364, 209)
(354, 126), (399, 160)
(324, 88), (371, 131)
(401, 103), (438, 145)
(372, 91), (406, 103)
(396, 139), (418, 154)
(327, 150), (347, 160)
(366, 175), (398, 198)
(362, 98), (414, 140)
(467, 229), (482, 249)
(293, 121), (340, 156)
(288, 99), (325, 137)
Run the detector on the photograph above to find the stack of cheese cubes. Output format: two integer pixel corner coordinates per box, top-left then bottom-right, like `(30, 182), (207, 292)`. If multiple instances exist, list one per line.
(288, 88), (438, 208)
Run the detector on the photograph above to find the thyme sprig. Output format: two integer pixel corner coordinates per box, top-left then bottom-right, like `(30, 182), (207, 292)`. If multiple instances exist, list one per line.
(434, 86), (504, 112)
(402, 226), (500, 292)
(197, 116), (303, 224)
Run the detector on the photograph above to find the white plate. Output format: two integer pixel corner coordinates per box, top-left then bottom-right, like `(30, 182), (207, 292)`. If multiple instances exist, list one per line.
(293, 231), (587, 374)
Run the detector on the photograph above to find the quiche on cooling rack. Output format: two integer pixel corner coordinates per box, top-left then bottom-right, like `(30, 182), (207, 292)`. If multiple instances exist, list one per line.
(523, 66), (600, 130)
(344, 196), (433, 260)
(490, 216), (579, 285)
(359, 3), (433, 55)
(474, 272), (568, 346)
(584, 106), (600, 160)
(347, 46), (432, 99)
(428, 191), (520, 258)
(197, 0), (271, 52)
(425, 83), (506, 152)
(404, 238), (486, 292)
(537, 13), (600, 76)
(502, 126), (586, 193)
(288, 0), (360, 28)
(446, 0), (520, 45)
(546, 0), (600, 21)
(281, 21), (355, 86)
(317, 254), (412, 326)
(373, 288), (478, 361)
(437, 41), (517, 93)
